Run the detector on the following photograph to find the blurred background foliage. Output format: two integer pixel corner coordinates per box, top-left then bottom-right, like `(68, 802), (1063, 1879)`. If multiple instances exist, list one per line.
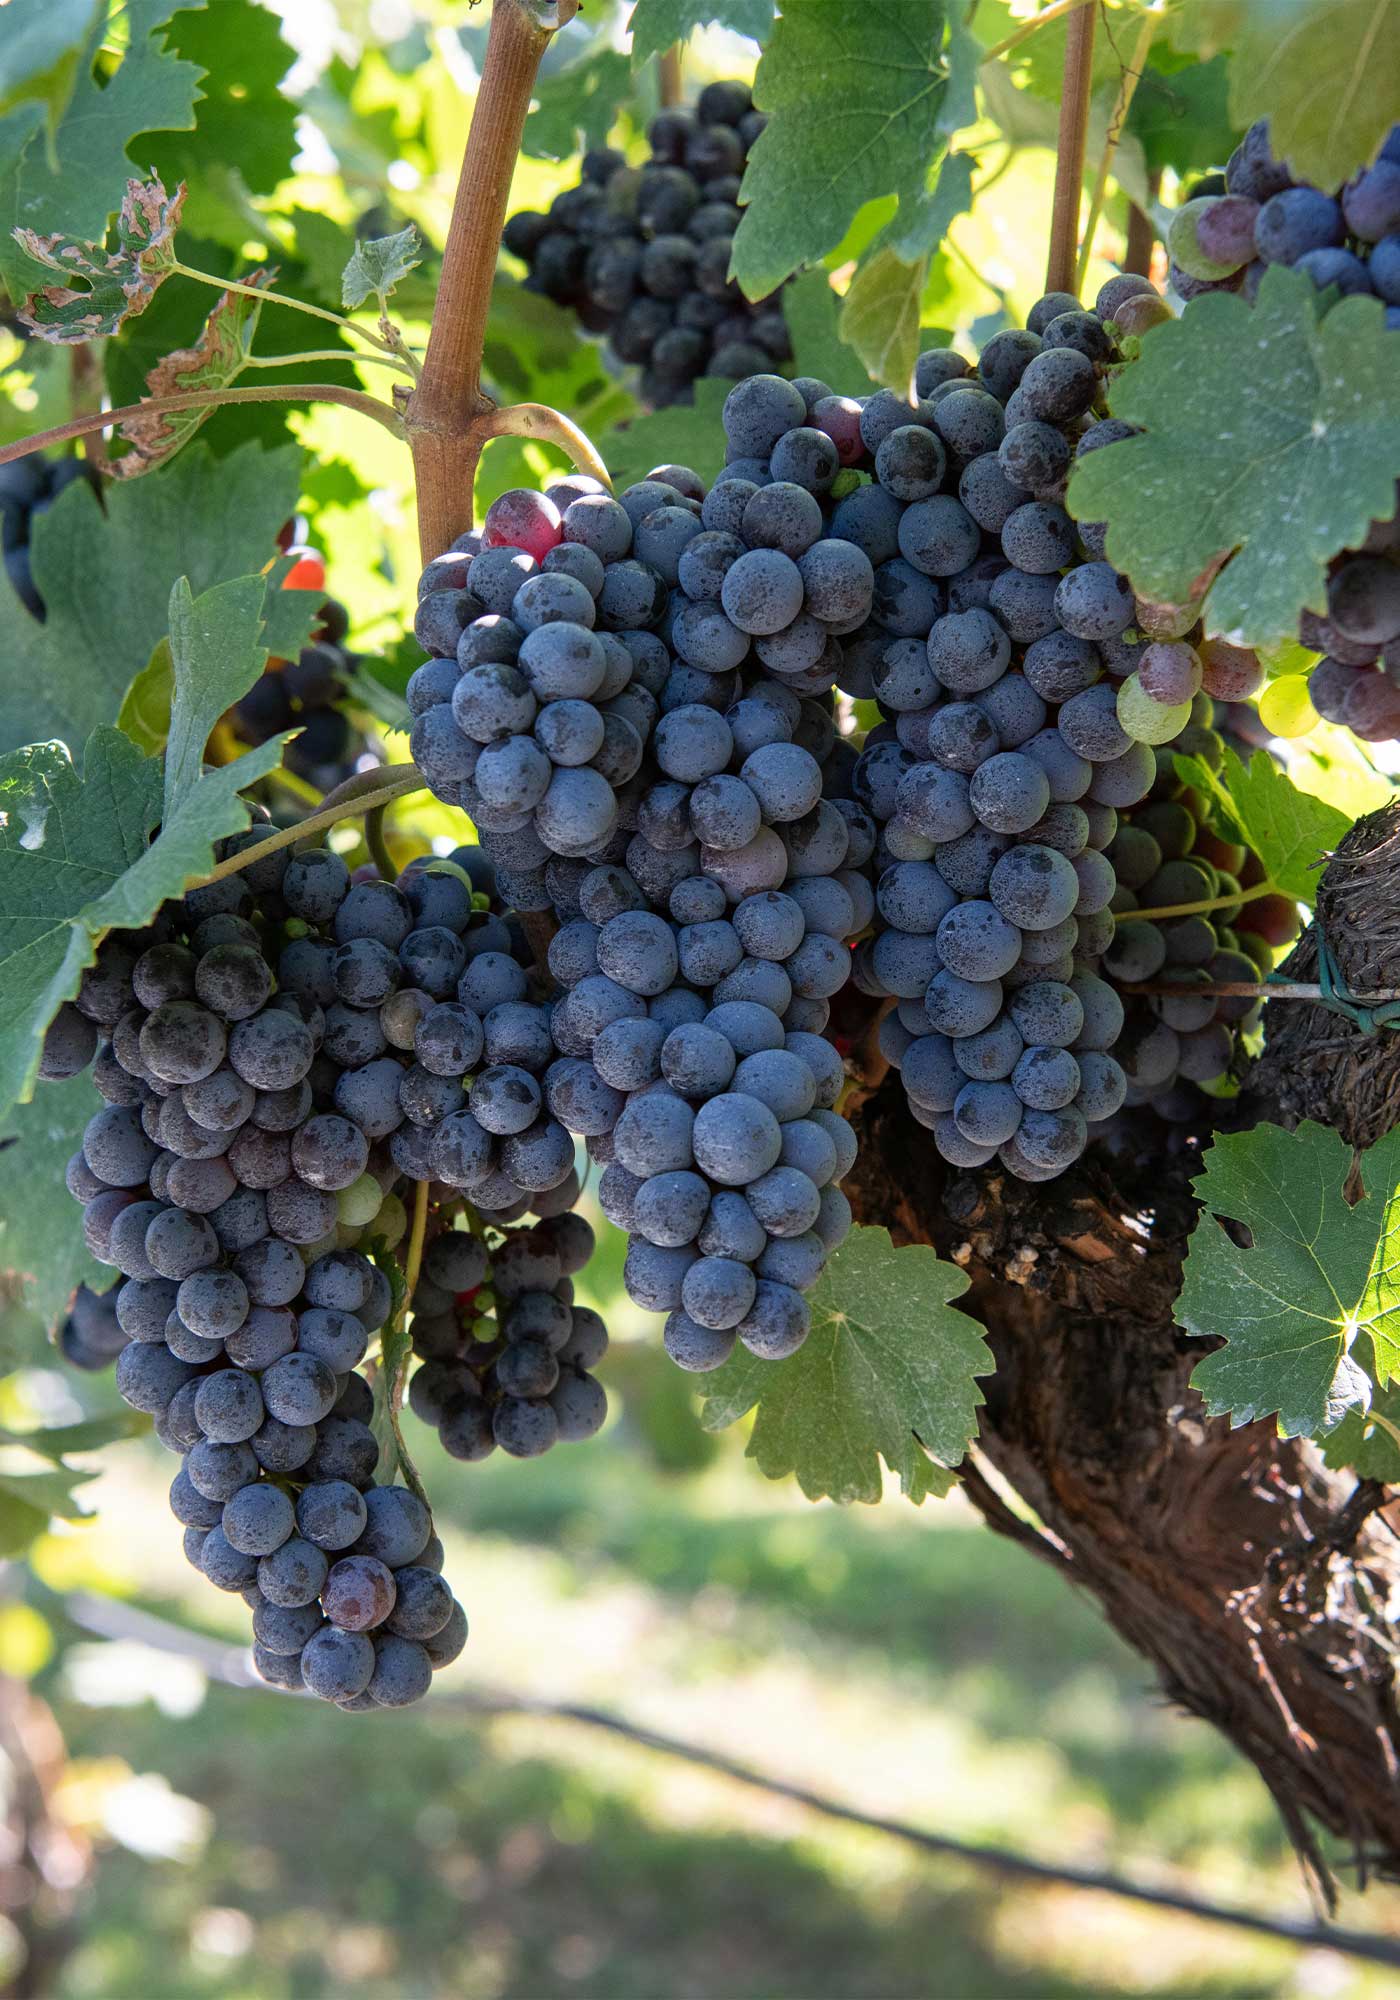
(2, 0), (1400, 1993)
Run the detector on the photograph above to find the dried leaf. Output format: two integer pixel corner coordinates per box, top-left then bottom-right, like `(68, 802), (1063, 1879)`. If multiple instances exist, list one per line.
(110, 268), (274, 478)
(14, 175), (185, 342)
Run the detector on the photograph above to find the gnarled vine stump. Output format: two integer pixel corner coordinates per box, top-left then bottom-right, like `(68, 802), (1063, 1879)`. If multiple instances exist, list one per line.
(846, 803), (1400, 1896)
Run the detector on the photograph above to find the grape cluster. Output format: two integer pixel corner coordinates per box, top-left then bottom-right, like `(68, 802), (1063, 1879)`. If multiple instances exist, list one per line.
(0, 454), (100, 617)
(407, 1211), (608, 1460)
(1169, 121), (1400, 320)
(1165, 124), (1400, 742)
(837, 295), (1280, 1172)
(502, 80), (789, 406)
(49, 840), (575, 1706)
(411, 458), (865, 1365)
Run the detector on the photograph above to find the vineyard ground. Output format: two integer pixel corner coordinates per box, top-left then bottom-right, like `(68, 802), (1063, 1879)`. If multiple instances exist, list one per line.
(32, 1319), (1400, 2000)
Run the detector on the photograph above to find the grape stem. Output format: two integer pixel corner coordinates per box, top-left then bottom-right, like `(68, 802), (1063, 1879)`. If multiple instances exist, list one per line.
(0, 383), (405, 468)
(1074, 9), (1156, 292)
(365, 800), (397, 882)
(407, 0), (580, 560)
(1045, 0), (1096, 294)
(1123, 979), (1400, 1005)
(979, 0), (1096, 65)
(190, 765), (424, 889)
(170, 261), (404, 359)
(659, 44), (684, 107)
(1130, 881), (1279, 923)
(468, 402), (614, 491)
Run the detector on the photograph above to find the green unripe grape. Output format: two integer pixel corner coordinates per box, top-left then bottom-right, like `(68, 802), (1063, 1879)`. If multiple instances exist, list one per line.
(1258, 674), (1318, 738)
(337, 1172), (385, 1229)
(374, 1193), (408, 1252)
(1117, 672), (1192, 745)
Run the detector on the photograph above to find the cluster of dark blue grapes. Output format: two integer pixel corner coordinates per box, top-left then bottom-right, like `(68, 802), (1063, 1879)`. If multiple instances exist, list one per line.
(1169, 120), (1400, 318)
(502, 79), (788, 406)
(1166, 122), (1400, 744)
(0, 453), (99, 617)
(410, 447), (871, 1370)
(49, 834), (622, 1708)
(230, 592), (378, 792)
(830, 286), (1275, 1175)
(407, 1210), (607, 1459)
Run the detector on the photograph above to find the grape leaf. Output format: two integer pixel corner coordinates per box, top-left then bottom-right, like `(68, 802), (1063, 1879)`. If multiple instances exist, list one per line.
(0, 1465), (98, 1553)
(839, 151), (976, 392)
(0, 439), (303, 758)
(14, 176), (184, 343)
(732, 0), (956, 299)
(0, 1071), (107, 1330)
(1229, 0), (1399, 190)
(0, 1411), (146, 1459)
(1127, 55), (1237, 181)
(0, 0), (103, 137)
(0, 567), (287, 1122)
(1067, 267), (1400, 648)
(695, 1224), (990, 1503)
(598, 376), (731, 492)
(109, 268), (272, 476)
(1172, 744), (1349, 904)
(783, 269), (877, 396)
(162, 575), (269, 818)
(0, 0), (204, 306)
(523, 46), (632, 161)
(341, 226), (422, 311)
(141, 0), (298, 251)
(1320, 1374), (1400, 1480)
(628, 0), (776, 64)
(1179, 1120), (1400, 1438)
(838, 250), (927, 397)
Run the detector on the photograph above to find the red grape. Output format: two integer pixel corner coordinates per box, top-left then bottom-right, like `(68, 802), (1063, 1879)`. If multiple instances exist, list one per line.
(1199, 637), (1263, 701)
(1138, 640), (1203, 705)
(483, 488), (563, 560)
(811, 396), (865, 467)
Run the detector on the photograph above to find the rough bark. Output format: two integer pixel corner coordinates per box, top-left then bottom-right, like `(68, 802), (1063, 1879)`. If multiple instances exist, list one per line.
(844, 807), (1400, 1897)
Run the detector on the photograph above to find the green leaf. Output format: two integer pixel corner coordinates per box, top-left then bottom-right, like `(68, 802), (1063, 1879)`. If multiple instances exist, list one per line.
(1171, 744), (1349, 904)
(0, 1072), (108, 1331)
(1067, 266), (1400, 648)
(732, 0), (954, 298)
(110, 266), (272, 476)
(523, 46), (632, 161)
(483, 277), (639, 438)
(0, 1465), (98, 1553)
(0, 1411), (146, 1460)
(163, 574), (269, 816)
(116, 642), (175, 757)
(1229, 0), (1400, 190)
(13, 175), (184, 343)
(629, 0), (776, 64)
(598, 376), (731, 493)
(1180, 1120), (1400, 1438)
(1320, 1373), (1400, 1480)
(0, 0), (103, 137)
(881, 147), (976, 262)
(141, 0), (299, 250)
(0, 439), (303, 758)
(1127, 55), (1238, 182)
(696, 1224), (991, 1503)
(340, 225), (422, 310)
(0, 1), (205, 307)
(783, 268), (877, 395)
(838, 249), (926, 395)
(840, 146), (976, 390)
(0, 590), (284, 1125)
